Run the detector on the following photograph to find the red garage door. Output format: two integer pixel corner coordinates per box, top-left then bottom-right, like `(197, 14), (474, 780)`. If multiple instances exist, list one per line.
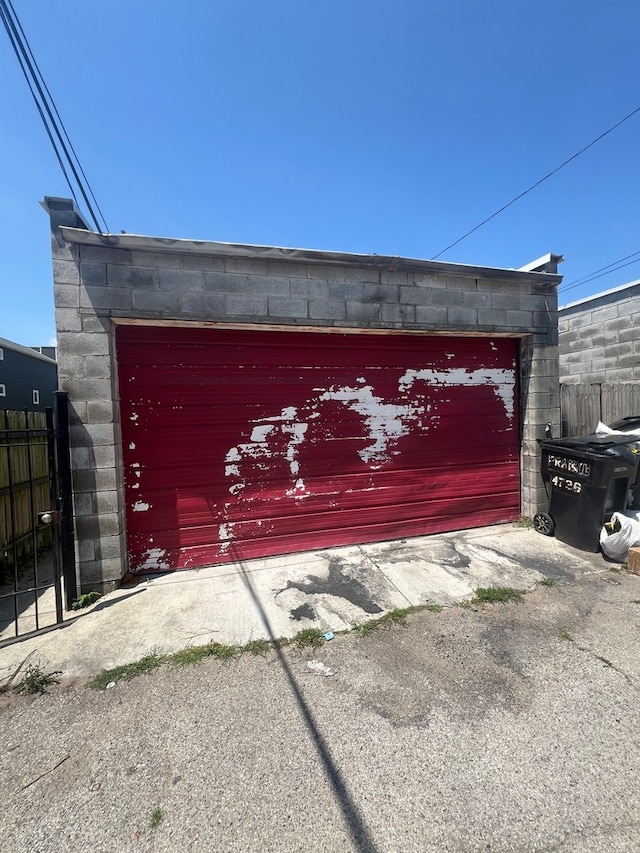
(116, 325), (520, 573)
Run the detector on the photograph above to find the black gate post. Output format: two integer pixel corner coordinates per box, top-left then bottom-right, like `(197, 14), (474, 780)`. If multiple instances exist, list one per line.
(54, 392), (77, 610)
(45, 407), (64, 624)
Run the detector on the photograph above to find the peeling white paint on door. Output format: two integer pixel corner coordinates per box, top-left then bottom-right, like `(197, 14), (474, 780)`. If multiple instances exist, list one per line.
(398, 367), (515, 420)
(317, 384), (422, 467)
(137, 547), (170, 571)
(224, 408), (310, 498)
(132, 501), (151, 512)
(250, 424), (276, 442)
(218, 522), (234, 541)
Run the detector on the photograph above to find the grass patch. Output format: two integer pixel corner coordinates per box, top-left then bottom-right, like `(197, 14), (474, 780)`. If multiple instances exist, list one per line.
(272, 636), (291, 649)
(168, 645), (213, 667)
(425, 603), (444, 612)
(292, 628), (325, 650)
(514, 515), (533, 528)
(12, 663), (61, 695)
(353, 620), (378, 638)
(90, 640), (243, 688)
(71, 591), (102, 610)
(558, 628), (573, 641)
(89, 651), (166, 690)
(169, 642), (238, 666)
(210, 643), (238, 661)
(537, 576), (556, 587)
(244, 638), (270, 657)
(472, 587), (523, 605)
(353, 606), (415, 638)
(379, 607), (413, 627)
(149, 807), (163, 830)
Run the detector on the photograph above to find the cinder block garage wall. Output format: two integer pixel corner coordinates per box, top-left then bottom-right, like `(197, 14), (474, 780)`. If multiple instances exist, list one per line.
(46, 199), (561, 593)
(559, 280), (640, 383)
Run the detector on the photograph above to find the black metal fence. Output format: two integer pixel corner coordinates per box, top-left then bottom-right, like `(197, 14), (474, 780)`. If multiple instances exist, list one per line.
(0, 393), (76, 644)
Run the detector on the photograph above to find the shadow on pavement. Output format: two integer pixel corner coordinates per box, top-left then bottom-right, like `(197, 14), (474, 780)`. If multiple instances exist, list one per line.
(232, 545), (379, 853)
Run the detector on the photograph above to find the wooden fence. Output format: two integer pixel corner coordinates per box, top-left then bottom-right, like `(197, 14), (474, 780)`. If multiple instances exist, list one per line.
(560, 383), (640, 436)
(1, 411), (50, 575)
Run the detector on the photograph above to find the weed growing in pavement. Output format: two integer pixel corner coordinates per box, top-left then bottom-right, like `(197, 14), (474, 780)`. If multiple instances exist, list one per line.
(558, 628), (574, 641)
(149, 807), (163, 830)
(169, 642), (239, 667)
(71, 591), (102, 610)
(352, 606), (416, 638)
(472, 587), (523, 605)
(272, 636), (291, 649)
(210, 643), (238, 661)
(537, 577), (556, 587)
(353, 620), (378, 638)
(89, 651), (166, 689)
(168, 646), (210, 667)
(12, 663), (61, 694)
(292, 628), (325, 650)
(380, 607), (413, 627)
(514, 515), (533, 528)
(244, 638), (270, 657)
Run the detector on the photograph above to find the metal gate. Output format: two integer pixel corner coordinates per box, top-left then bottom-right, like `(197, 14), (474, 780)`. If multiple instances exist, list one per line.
(0, 392), (77, 645)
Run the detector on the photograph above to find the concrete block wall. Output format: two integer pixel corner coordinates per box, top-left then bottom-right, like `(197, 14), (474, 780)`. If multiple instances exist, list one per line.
(559, 281), (640, 383)
(46, 199), (561, 592)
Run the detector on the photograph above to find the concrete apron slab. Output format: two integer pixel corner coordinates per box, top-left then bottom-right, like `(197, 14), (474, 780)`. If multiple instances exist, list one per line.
(0, 524), (613, 680)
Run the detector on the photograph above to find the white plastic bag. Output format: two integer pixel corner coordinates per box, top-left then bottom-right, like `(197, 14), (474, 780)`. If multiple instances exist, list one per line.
(595, 420), (640, 439)
(599, 511), (640, 560)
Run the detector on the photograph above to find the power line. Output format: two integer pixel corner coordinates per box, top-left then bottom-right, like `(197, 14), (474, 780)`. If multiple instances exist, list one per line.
(0, 0), (108, 233)
(6, 0), (109, 233)
(560, 249), (640, 291)
(559, 252), (640, 296)
(431, 105), (640, 261)
(0, 3), (78, 208)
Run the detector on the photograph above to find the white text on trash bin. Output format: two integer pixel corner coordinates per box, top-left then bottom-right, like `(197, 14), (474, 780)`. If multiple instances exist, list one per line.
(547, 454), (592, 478)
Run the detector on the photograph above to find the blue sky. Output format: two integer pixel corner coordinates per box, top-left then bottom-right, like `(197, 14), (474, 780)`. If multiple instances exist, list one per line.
(1, 1), (639, 347)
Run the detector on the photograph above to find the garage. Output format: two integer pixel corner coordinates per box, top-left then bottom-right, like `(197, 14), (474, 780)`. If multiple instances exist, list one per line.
(116, 324), (520, 573)
(46, 202), (560, 593)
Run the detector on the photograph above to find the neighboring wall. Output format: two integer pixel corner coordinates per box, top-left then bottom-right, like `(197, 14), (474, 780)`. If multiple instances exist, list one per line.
(46, 198), (561, 593)
(0, 338), (57, 411)
(559, 280), (640, 384)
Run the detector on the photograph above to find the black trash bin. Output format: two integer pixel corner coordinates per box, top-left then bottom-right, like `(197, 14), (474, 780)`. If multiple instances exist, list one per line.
(535, 435), (640, 551)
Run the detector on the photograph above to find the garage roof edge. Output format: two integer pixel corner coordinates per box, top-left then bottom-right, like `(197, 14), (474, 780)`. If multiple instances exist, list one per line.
(59, 226), (562, 284)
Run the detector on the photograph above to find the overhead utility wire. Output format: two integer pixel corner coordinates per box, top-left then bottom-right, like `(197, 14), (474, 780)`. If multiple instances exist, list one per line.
(560, 249), (640, 291)
(6, 0), (109, 233)
(431, 105), (640, 261)
(0, 0), (108, 233)
(559, 253), (640, 296)
(0, 2), (78, 208)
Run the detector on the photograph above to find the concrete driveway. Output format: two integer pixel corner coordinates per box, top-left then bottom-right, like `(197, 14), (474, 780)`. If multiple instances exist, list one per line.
(0, 522), (612, 680)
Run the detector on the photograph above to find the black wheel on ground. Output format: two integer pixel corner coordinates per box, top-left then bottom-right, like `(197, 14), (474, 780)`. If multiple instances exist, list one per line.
(533, 512), (555, 536)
